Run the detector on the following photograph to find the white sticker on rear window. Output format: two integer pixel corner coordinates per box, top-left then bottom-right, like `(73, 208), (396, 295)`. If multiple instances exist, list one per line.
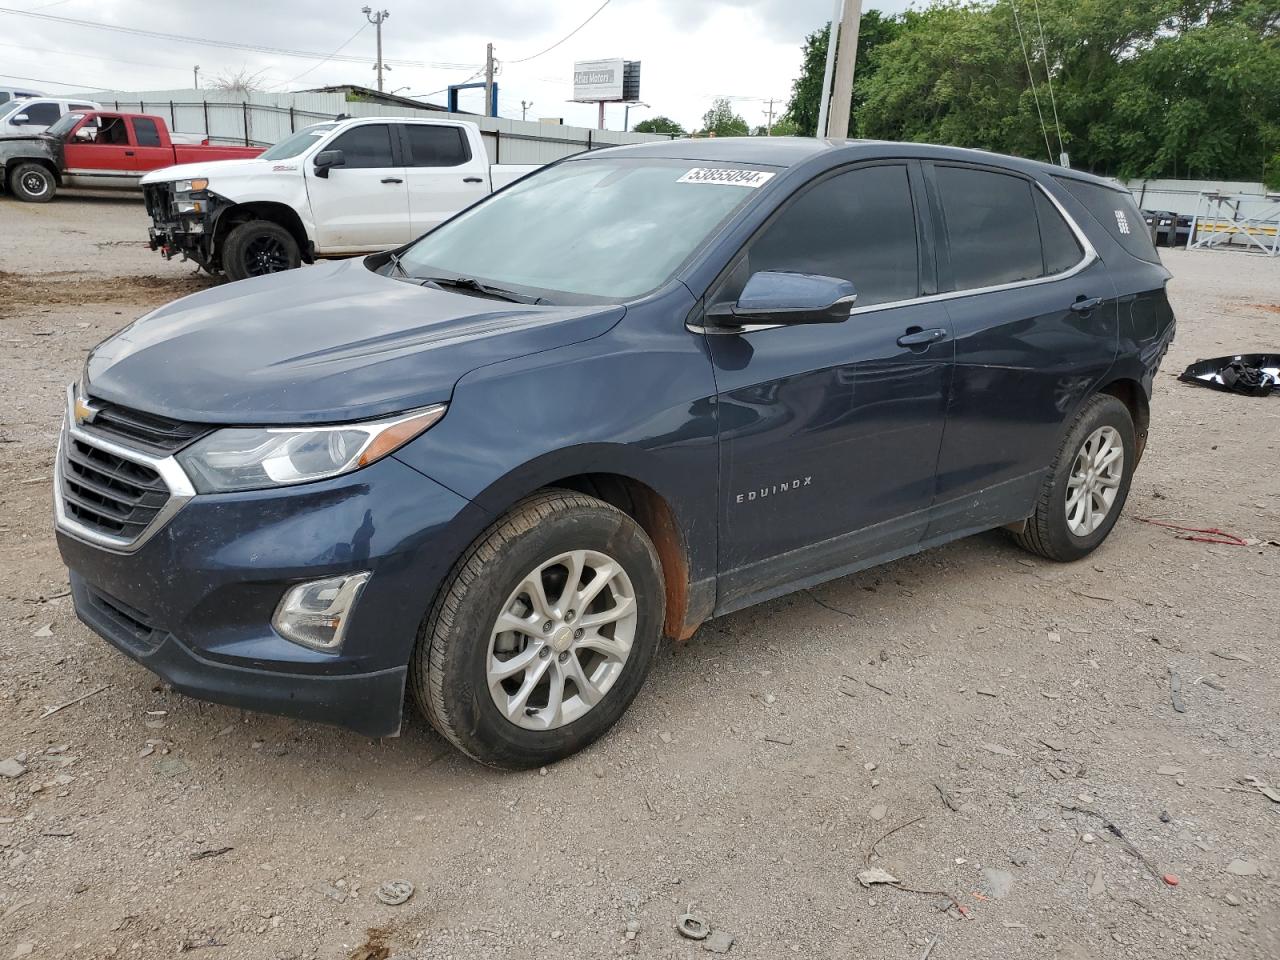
(1114, 210), (1131, 235)
(677, 167), (775, 188)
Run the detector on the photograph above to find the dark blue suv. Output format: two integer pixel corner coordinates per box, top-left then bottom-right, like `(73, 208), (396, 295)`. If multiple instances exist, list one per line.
(56, 138), (1175, 767)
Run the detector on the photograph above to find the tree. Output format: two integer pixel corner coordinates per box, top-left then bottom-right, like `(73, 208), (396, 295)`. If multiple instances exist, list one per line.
(830, 0), (1280, 180)
(698, 97), (749, 137)
(208, 67), (269, 95)
(782, 11), (903, 136)
(632, 115), (685, 136)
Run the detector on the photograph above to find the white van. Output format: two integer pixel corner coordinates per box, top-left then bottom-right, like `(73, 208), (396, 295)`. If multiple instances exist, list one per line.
(0, 97), (102, 137)
(0, 87), (44, 106)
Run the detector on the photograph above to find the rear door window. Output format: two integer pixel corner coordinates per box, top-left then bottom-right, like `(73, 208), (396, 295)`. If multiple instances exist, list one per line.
(132, 117), (162, 147)
(327, 124), (396, 169)
(404, 124), (470, 167)
(743, 163), (920, 307)
(1054, 176), (1161, 263)
(935, 165), (1044, 290)
(1034, 190), (1084, 275)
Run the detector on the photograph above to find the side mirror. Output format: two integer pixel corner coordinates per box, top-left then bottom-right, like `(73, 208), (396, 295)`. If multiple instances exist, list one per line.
(707, 271), (857, 328)
(313, 149), (345, 178)
(10, 113), (29, 125)
(74, 127), (96, 142)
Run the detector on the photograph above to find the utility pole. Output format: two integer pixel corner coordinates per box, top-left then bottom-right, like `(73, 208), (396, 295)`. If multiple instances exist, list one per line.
(520, 100), (533, 121)
(763, 99), (776, 135)
(482, 43), (496, 118)
(815, 0), (842, 138)
(825, 0), (862, 138)
(363, 7), (391, 93)
(193, 65), (200, 89)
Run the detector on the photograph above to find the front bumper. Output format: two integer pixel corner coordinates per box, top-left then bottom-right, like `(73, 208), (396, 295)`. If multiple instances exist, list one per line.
(143, 182), (215, 268)
(57, 449), (486, 737)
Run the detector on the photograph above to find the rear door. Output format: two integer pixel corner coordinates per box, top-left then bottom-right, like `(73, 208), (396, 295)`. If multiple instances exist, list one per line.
(709, 161), (955, 611)
(306, 122), (410, 252)
(399, 123), (489, 239)
(125, 116), (176, 176)
(924, 162), (1118, 538)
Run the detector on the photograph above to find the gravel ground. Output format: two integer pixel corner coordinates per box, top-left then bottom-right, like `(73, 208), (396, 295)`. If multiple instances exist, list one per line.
(0, 196), (1277, 960)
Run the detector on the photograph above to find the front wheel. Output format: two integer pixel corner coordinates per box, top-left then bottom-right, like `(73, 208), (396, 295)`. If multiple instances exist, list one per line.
(412, 490), (665, 768)
(1012, 393), (1135, 562)
(221, 219), (301, 282)
(9, 162), (56, 203)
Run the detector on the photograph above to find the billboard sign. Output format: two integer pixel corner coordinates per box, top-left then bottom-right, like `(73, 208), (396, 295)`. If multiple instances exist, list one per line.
(573, 58), (625, 102)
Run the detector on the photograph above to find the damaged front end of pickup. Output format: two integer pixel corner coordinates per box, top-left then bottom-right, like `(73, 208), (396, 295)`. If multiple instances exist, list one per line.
(144, 178), (228, 273)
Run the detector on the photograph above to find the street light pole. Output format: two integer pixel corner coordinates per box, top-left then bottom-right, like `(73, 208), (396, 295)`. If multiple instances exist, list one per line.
(362, 7), (391, 92)
(623, 101), (649, 132)
(193, 65), (200, 89)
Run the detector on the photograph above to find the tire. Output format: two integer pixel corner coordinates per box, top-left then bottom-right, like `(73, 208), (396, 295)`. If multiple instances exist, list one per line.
(1013, 394), (1135, 562)
(9, 162), (56, 203)
(221, 219), (300, 282)
(412, 489), (666, 769)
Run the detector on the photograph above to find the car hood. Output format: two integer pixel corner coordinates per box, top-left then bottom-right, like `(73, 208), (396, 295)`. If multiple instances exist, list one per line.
(85, 259), (625, 424)
(140, 157), (270, 185)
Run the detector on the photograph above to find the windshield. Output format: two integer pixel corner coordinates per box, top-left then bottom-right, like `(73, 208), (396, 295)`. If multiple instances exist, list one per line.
(0, 100), (26, 121)
(396, 158), (775, 301)
(46, 112), (86, 138)
(260, 123), (337, 161)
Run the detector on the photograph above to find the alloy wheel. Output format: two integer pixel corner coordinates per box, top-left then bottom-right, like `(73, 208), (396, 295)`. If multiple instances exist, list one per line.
(244, 235), (291, 275)
(1065, 425), (1124, 536)
(487, 549), (638, 731)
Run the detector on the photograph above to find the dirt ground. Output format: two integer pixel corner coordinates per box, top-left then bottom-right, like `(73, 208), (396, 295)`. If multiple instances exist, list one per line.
(0, 194), (1277, 960)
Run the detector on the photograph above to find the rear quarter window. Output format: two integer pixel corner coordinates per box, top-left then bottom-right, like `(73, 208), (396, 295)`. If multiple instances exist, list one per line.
(1054, 177), (1161, 264)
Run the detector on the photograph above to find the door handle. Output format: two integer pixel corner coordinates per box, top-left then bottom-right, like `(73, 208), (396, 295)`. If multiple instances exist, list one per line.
(897, 326), (948, 348)
(124, 150), (135, 156)
(463, 176), (484, 183)
(381, 177), (403, 184)
(1070, 296), (1103, 313)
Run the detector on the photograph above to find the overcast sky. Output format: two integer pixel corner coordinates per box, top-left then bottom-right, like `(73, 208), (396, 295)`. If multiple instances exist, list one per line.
(0, 0), (916, 131)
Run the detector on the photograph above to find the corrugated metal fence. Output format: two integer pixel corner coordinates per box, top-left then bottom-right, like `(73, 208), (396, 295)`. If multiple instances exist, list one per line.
(79, 88), (669, 165)
(1122, 177), (1275, 220)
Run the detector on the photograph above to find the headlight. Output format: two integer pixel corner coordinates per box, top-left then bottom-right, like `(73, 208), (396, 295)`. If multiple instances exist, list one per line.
(176, 404), (446, 493)
(174, 178), (208, 193)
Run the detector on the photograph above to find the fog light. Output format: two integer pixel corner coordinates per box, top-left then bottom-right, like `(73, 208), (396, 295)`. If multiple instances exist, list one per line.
(272, 572), (370, 652)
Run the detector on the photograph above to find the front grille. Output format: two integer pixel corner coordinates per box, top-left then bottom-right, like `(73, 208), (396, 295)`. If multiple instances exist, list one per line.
(143, 182), (173, 222)
(82, 401), (208, 455)
(61, 436), (171, 540)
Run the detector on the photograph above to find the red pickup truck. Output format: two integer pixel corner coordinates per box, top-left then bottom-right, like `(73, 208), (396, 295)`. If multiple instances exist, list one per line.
(0, 110), (263, 202)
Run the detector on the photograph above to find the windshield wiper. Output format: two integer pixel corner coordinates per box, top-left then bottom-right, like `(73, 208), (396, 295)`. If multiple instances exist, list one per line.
(418, 275), (543, 304)
(386, 251), (410, 279)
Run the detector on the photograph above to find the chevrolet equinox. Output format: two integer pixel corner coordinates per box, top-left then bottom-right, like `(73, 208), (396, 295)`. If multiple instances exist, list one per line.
(56, 138), (1175, 767)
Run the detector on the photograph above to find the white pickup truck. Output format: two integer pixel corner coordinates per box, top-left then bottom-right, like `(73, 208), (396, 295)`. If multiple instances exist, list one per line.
(140, 116), (539, 281)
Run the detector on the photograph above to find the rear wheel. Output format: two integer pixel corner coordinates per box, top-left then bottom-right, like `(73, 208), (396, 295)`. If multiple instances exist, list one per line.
(1013, 394), (1135, 562)
(9, 162), (56, 203)
(411, 490), (665, 768)
(222, 220), (300, 282)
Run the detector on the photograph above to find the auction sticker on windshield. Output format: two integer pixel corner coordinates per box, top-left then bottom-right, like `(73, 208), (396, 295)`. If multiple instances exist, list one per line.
(677, 168), (776, 188)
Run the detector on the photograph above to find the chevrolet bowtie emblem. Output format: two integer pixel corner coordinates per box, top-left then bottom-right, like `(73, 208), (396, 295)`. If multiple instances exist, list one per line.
(73, 395), (99, 426)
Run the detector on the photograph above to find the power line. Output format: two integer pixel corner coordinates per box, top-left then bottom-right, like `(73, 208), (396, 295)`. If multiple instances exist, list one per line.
(0, 39), (186, 74)
(283, 23), (369, 85)
(0, 6), (479, 70)
(506, 0), (610, 64)
(0, 71), (107, 89)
